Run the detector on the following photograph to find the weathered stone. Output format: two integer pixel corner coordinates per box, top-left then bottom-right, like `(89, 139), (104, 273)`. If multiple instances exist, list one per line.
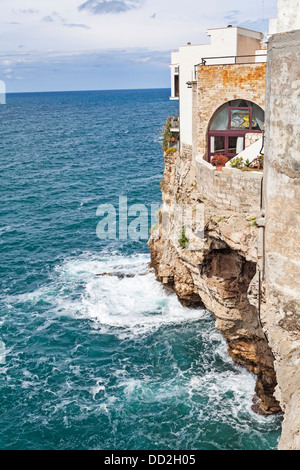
(263, 29), (300, 449)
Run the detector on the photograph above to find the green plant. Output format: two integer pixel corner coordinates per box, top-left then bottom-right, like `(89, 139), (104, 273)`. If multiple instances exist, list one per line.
(229, 154), (264, 171)
(230, 156), (244, 168)
(165, 148), (177, 155)
(247, 216), (257, 227)
(162, 117), (175, 151)
(149, 222), (158, 233)
(178, 226), (189, 249)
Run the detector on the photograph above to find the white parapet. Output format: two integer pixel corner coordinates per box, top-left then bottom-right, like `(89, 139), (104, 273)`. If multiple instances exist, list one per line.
(277, 0), (300, 33)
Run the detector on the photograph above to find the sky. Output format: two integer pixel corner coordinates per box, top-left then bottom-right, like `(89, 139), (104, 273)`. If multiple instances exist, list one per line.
(0, 0), (277, 92)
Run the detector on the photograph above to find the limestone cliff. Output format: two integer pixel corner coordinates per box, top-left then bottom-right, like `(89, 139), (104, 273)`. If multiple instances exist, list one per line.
(148, 149), (281, 415)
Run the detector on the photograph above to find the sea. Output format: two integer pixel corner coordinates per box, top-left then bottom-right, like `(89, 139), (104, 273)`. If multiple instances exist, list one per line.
(0, 89), (282, 450)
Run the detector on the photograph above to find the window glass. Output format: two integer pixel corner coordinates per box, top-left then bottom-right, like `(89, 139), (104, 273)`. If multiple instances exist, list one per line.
(228, 136), (244, 154)
(252, 104), (264, 130)
(210, 103), (229, 130)
(231, 109), (250, 130)
(211, 135), (225, 153)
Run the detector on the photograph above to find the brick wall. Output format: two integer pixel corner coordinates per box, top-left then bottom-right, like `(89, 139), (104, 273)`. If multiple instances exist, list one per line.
(195, 157), (263, 213)
(196, 63), (266, 158)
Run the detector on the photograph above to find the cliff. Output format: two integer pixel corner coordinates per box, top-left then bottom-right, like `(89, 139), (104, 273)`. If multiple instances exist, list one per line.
(148, 149), (281, 415)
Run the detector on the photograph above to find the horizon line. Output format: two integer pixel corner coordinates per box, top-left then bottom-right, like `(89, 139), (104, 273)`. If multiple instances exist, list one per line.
(6, 86), (171, 95)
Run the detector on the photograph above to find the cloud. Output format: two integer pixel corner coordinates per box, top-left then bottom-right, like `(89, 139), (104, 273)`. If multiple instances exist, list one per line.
(19, 9), (40, 14)
(224, 9), (241, 24)
(52, 11), (66, 22)
(40, 12), (90, 29)
(42, 16), (55, 22)
(63, 23), (91, 29)
(10, 8), (39, 15)
(0, 48), (170, 71)
(78, 0), (144, 15)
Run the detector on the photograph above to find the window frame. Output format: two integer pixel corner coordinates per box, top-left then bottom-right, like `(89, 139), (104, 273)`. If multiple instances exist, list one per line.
(208, 133), (246, 161)
(208, 104), (263, 162)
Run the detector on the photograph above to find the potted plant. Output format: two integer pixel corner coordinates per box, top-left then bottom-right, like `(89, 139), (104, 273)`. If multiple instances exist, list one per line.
(211, 154), (228, 171)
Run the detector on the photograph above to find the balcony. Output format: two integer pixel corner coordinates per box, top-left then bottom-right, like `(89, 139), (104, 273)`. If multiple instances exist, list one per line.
(170, 117), (179, 133)
(163, 116), (180, 151)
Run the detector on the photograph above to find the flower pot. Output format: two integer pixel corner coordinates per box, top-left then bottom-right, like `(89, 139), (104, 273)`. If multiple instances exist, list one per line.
(216, 164), (224, 172)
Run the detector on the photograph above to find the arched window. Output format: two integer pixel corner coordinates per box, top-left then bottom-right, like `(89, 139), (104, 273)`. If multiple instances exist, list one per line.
(208, 100), (264, 162)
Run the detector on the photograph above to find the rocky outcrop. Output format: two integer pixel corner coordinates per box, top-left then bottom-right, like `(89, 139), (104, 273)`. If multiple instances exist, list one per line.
(148, 149), (281, 415)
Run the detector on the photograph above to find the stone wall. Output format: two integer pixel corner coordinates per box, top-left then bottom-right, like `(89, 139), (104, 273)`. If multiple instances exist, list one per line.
(263, 29), (300, 450)
(181, 143), (193, 160)
(195, 157), (263, 213)
(195, 63), (266, 157)
(245, 132), (262, 148)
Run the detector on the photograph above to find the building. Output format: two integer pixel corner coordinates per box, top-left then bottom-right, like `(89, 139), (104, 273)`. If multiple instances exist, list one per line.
(170, 26), (267, 160)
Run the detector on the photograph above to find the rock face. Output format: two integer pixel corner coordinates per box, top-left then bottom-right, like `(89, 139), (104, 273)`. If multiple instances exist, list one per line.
(262, 30), (300, 449)
(148, 149), (281, 415)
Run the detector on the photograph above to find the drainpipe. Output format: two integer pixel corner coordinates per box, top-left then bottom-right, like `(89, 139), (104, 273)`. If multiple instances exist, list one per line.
(256, 127), (266, 336)
(259, 125), (265, 156)
(257, 126), (265, 279)
(256, 169), (273, 353)
(256, 183), (269, 344)
(257, 180), (265, 278)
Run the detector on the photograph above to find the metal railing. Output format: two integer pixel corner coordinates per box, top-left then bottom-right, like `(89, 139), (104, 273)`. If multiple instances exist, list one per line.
(194, 53), (267, 79)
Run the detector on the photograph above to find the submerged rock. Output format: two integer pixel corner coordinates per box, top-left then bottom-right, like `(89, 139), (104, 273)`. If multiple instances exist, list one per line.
(96, 272), (148, 279)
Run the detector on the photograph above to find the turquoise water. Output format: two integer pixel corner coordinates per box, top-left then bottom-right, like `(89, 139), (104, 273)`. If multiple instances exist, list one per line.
(0, 89), (282, 449)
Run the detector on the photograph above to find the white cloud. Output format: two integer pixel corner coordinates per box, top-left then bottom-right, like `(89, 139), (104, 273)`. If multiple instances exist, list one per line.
(0, 0), (277, 90)
(42, 16), (54, 22)
(78, 0), (144, 15)
(0, 0), (277, 53)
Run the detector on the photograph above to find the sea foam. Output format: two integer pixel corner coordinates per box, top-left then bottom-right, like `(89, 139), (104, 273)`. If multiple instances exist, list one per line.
(11, 252), (210, 340)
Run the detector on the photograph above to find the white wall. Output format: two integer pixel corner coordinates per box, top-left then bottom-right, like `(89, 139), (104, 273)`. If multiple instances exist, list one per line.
(277, 0), (300, 33)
